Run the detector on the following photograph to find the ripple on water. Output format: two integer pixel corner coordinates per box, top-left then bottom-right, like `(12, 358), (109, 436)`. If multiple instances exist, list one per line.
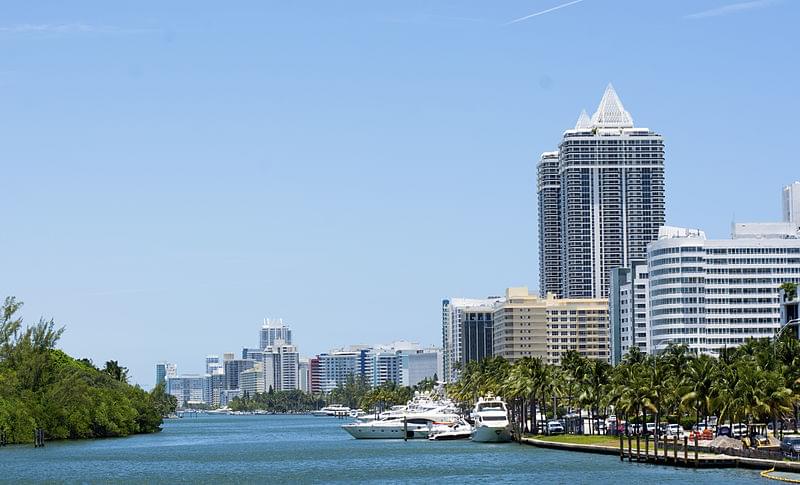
(0, 415), (765, 484)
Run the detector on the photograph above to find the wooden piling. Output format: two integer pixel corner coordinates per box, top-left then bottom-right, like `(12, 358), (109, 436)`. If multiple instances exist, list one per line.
(684, 436), (688, 464)
(619, 434), (624, 461)
(628, 434), (632, 462)
(645, 434), (649, 460)
(694, 434), (699, 468)
(403, 416), (408, 442)
(674, 436), (678, 462)
(636, 435), (641, 462)
(33, 428), (45, 448)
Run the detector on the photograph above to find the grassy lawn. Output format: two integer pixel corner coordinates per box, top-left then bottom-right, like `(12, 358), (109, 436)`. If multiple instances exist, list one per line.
(528, 434), (621, 447)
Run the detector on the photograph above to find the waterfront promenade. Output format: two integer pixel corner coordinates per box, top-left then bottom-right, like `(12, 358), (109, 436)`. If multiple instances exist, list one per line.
(521, 435), (800, 474)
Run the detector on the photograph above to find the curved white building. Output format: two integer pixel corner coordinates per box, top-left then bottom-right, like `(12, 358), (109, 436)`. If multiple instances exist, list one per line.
(648, 224), (800, 355)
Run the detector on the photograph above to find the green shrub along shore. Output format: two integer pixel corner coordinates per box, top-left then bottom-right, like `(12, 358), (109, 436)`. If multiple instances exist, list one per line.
(0, 297), (176, 444)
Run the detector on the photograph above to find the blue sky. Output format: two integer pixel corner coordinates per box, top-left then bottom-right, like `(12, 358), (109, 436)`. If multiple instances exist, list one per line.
(1, 0), (798, 387)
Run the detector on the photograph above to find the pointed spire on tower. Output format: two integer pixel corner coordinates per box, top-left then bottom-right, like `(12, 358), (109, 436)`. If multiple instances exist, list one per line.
(574, 109), (591, 130)
(590, 83), (634, 128)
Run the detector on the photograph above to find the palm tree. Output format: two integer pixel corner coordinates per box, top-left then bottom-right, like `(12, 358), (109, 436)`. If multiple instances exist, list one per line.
(681, 354), (716, 428)
(578, 359), (611, 435)
(103, 360), (128, 383)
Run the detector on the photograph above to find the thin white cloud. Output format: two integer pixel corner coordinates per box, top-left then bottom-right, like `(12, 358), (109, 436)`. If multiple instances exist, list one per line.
(0, 23), (150, 34)
(685, 0), (777, 19)
(507, 0), (585, 25)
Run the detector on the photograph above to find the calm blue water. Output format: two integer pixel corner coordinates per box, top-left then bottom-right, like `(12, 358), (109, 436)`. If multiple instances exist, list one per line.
(0, 415), (766, 484)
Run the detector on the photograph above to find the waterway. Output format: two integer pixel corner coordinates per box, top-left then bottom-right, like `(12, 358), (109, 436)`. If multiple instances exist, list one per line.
(0, 415), (767, 483)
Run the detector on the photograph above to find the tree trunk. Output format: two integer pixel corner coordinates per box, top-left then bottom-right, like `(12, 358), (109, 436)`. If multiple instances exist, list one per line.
(541, 397), (546, 433)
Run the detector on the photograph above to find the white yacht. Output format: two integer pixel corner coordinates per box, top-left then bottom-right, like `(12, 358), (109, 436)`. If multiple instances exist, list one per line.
(341, 396), (461, 439)
(341, 409), (460, 439)
(310, 404), (351, 417)
(470, 397), (512, 443)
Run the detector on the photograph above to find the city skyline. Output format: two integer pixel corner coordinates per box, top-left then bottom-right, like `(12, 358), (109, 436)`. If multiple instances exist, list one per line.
(2, 0), (799, 386)
(157, 316), (441, 405)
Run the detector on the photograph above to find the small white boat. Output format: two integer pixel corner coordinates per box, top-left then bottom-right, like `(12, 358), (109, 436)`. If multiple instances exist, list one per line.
(428, 420), (473, 441)
(470, 397), (512, 443)
(311, 404), (351, 417)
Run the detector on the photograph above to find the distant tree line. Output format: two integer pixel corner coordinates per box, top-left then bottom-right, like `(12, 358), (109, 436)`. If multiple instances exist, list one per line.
(0, 297), (176, 444)
(229, 388), (325, 412)
(228, 373), (439, 413)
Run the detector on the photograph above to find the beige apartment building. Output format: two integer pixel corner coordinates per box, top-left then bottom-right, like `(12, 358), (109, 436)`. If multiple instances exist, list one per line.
(492, 287), (609, 365)
(493, 287), (549, 361)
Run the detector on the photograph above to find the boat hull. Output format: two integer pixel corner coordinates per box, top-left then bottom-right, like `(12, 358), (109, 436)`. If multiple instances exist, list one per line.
(471, 425), (512, 443)
(341, 424), (427, 440)
(429, 431), (472, 441)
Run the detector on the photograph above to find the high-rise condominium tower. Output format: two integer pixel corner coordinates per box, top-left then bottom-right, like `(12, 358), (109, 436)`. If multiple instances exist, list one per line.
(260, 318), (292, 349)
(538, 84), (665, 298)
(784, 181), (800, 224)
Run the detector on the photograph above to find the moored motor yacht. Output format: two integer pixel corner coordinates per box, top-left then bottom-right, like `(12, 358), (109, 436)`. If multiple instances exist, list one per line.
(470, 397), (512, 443)
(311, 404), (351, 417)
(341, 397), (461, 439)
(341, 411), (461, 439)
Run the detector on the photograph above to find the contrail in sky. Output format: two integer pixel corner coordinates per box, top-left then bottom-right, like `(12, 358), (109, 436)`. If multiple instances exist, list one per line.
(507, 0), (585, 24)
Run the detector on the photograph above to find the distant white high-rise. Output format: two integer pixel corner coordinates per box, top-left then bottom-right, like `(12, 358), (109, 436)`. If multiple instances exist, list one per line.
(784, 181), (800, 224)
(166, 374), (206, 408)
(317, 350), (366, 393)
(240, 363), (266, 395)
(263, 341), (300, 391)
(298, 359), (310, 393)
(399, 348), (441, 387)
(260, 318), (292, 349)
(609, 260), (650, 365)
(538, 84), (666, 298)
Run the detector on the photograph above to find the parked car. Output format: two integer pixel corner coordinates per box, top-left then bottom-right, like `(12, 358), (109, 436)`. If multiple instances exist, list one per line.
(769, 422), (788, 433)
(731, 423), (747, 438)
(716, 425), (732, 437)
(628, 424), (642, 435)
(692, 422), (715, 432)
(781, 436), (800, 456)
(591, 419), (607, 434)
(547, 420), (565, 435)
(665, 424), (684, 438)
(645, 423), (657, 435)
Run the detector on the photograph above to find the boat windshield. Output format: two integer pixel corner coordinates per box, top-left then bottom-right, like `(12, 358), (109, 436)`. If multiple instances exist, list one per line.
(482, 416), (507, 421)
(478, 403), (505, 411)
